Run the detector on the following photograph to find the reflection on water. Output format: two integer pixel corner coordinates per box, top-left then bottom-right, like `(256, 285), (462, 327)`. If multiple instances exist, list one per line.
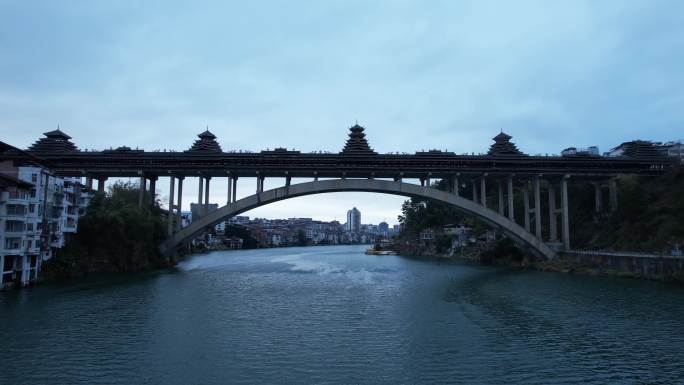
(1, 245), (683, 384)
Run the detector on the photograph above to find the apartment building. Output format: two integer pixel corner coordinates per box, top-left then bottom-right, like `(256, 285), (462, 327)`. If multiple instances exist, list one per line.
(1, 142), (91, 289)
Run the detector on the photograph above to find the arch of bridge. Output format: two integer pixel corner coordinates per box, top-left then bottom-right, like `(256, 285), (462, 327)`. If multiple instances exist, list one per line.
(159, 179), (557, 260)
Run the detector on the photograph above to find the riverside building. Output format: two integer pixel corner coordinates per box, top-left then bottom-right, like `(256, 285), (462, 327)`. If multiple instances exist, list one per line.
(346, 207), (361, 233)
(0, 140), (91, 289)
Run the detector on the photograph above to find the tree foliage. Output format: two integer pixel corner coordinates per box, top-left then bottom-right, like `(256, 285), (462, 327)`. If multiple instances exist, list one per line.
(397, 179), (481, 237)
(572, 166), (684, 252)
(43, 181), (169, 278)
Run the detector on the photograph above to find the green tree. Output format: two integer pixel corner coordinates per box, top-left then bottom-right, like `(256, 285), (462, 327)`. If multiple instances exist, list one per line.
(43, 181), (169, 278)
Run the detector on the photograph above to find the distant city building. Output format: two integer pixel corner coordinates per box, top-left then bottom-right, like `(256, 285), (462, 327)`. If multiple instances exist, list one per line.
(346, 207), (361, 233)
(190, 202), (218, 221)
(604, 140), (662, 158)
(561, 146), (599, 157)
(378, 222), (389, 237)
(655, 141), (684, 162)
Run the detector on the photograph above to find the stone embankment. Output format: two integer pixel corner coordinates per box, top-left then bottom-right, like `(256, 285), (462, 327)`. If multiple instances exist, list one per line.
(538, 250), (684, 282)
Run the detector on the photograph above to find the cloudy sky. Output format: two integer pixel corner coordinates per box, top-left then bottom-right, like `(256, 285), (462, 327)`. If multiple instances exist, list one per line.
(1, 0), (683, 224)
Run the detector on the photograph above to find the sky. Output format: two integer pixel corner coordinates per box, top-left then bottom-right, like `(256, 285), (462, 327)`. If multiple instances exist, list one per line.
(1, 0), (683, 224)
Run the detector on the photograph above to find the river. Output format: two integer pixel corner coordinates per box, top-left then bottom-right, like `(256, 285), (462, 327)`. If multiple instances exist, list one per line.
(1, 245), (683, 384)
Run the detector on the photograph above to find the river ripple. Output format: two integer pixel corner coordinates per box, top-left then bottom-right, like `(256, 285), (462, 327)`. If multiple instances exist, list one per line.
(1, 245), (683, 384)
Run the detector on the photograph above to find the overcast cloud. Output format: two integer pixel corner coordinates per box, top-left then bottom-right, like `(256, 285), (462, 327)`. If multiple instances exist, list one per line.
(1, 0), (683, 224)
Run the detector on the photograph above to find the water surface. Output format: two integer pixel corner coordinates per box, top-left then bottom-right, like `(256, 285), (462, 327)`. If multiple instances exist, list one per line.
(2, 245), (683, 384)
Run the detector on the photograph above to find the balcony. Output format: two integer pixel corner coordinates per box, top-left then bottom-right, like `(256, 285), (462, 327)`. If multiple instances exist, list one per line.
(4, 206), (27, 218)
(3, 239), (23, 252)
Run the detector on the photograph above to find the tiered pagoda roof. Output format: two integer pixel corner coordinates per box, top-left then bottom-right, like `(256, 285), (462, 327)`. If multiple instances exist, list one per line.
(186, 130), (222, 153)
(488, 131), (525, 156)
(28, 129), (79, 154)
(341, 124), (376, 155)
(621, 140), (662, 159)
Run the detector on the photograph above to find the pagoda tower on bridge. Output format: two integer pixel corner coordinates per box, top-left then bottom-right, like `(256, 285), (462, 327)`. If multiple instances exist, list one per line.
(488, 131), (525, 156)
(28, 128), (79, 154)
(186, 129), (222, 153)
(340, 124), (376, 155)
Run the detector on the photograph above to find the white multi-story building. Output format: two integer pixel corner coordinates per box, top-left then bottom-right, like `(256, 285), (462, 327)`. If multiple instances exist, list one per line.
(346, 207), (361, 233)
(1, 142), (91, 289)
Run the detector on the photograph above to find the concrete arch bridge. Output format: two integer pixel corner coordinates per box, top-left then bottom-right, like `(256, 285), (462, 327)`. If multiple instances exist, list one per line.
(160, 179), (558, 260)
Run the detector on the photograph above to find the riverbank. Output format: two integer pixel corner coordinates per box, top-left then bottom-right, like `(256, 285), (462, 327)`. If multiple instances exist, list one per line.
(390, 240), (684, 283)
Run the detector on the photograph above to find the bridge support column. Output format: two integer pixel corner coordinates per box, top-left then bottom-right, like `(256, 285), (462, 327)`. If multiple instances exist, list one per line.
(561, 176), (571, 250)
(86, 176), (93, 190)
(226, 177), (232, 205)
(231, 177), (238, 202)
(420, 177), (425, 187)
(149, 176), (157, 206)
(138, 176), (146, 208)
(452, 175), (459, 197)
(507, 175), (514, 221)
(168, 177), (176, 236)
(97, 177), (107, 194)
(609, 179), (618, 212)
(523, 186), (531, 232)
(480, 176), (487, 207)
(204, 177), (211, 212)
(548, 183), (558, 242)
(534, 177), (542, 239)
(593, 182), (603, 213)
(197, 177), (204, 207)
(256, 174), (261, 193)
(497, 180), (504, 216)
(176, 177), (184, 230)
(285, 175), (291, 187)
(472, 180), (478, 204)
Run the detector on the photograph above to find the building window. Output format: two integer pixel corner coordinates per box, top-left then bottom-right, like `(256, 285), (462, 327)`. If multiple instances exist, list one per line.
(29, 204), (35, 213)
(31, 174), (38, 183)
(30, 188), (36, 198)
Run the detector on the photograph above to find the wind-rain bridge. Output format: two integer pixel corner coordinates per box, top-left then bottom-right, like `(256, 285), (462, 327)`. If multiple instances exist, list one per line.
(24, 124), (674, 260)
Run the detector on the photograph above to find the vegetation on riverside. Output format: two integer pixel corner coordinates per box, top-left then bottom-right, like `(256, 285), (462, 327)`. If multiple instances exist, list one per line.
(397, 179), (486, 235)
(570, 165), (684, 253)
(397, 166), (684, 259)
(42, 182), (170, 279)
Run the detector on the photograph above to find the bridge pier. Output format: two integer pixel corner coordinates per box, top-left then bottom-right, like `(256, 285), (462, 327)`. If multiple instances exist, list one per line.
(548, 183), (558, 242)
(480, 176), (487, 207)
(471, 179), (478, 204)
(497, 180), (504, 216)
(226, 176), (232, 205)
(204, 177), (211, 212)
(593, 182), (603, 213)
(507, 175), (514, 221)
(609, 178), (618, 212)
(138, 176), (146, 208)
(176, 177), (184, 230)
(523, 185), (531, 232)
(149, 176), (157, 206)
(197, 177), (204, 208)
(97, 177), (107, 193)
(86, 176), (93, 190)
(452, 174), (459, 196)
(256, 175), (265, 193)
(561, 176), (571, 250)
(231, 176), (238, 202)
(168, 177), (176, 236)
(534, 177), (542, 239)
